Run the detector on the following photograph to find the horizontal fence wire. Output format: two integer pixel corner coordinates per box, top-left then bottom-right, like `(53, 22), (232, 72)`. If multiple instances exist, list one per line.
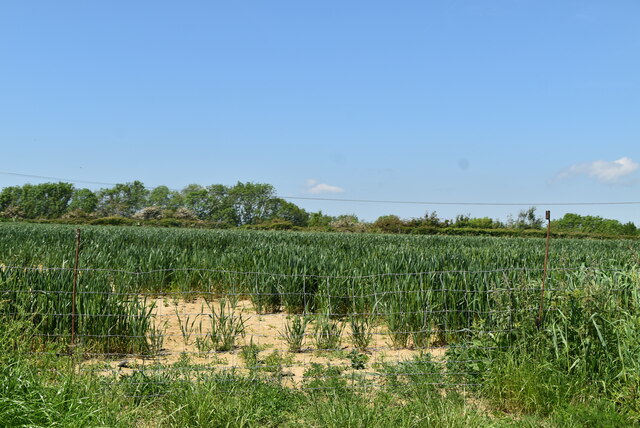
(1, 264), (635, 277)
(1, 264), (638, 394)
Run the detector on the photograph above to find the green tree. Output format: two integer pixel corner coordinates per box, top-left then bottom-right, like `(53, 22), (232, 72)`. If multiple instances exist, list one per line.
(166, 191), (184, 211)
(469, 217), (499, 228)
(0, 186), (23, 213)
(149, 185), (184, 212)
(205, 184), (237, 224)
(148, 185), (172, 208)
(182, 184), (236, 224)
(621, 221), (637, 235)
(454, 214), (498, 229)
(266, 198), (309, 227)
(97, 181), (149, 217)
(422, 211), (445, 227)
(182, 184), (236, 223)
(33, 182), (75, 218)
(374, 215), (405, 233)
(0, 182), (74, 219)
(68, 188), (98, 213)
(182, 184), (208, 218)
(308, 211), (333, 228)
(228, 182), (275, 226)
(17, 184), (38, 218)
(511, 207), (543, 229)
(553, 213), (637, 236)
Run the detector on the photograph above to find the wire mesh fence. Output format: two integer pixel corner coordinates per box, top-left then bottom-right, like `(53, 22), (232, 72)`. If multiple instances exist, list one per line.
(2, 263), (638, 395)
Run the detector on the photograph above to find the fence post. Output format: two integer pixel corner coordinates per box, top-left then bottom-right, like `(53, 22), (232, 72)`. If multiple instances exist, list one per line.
(536, 211), (551, 328)
(71, 228), (81, 349)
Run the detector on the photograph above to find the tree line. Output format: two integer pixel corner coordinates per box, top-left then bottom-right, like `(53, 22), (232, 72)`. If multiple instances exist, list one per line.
(370, 209), (638, 237)
(0, 181), (309, 227)
(0, 181), (637, 237)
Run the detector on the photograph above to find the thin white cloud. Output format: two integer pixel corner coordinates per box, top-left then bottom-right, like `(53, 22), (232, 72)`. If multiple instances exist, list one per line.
(556, 157), (639, 183)
(305, 179), (345, 194)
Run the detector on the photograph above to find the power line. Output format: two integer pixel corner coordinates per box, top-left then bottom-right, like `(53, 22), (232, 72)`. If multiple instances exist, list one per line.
(276, 195), (640, 207)
(0, 171), (177, 192)
(2, 170), (640, 207)
(0, 171), (119, 187)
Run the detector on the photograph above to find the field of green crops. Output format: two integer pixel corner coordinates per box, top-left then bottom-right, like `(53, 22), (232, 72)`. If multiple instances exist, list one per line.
(1, 222), (639, 353)
(1, 222), (639, 424)
(2, 222), (638, 275)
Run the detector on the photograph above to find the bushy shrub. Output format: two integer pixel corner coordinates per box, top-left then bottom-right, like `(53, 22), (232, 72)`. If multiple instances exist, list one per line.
(89, 216), (136, 226)
(173, 207), (197, 220)
(61, 209), (97, 219)
(0, 205), (25, 219)
(154, 218), (183, 228)
(330, 215), (369, 233)
(133, 206), (163, 220)
(247, 219), (295, 230)
(373, 215), (407, 233)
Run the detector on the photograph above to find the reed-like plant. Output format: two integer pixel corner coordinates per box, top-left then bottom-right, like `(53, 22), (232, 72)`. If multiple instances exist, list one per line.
(0, 267), (153, 355)
(349, 312), (373, 351)
(313, 311), (343, 351)
(205, 298), (246, 351)
(148, 321), (166, 356)
(280, 314), (308, 352)
(175, 309), (197, 346)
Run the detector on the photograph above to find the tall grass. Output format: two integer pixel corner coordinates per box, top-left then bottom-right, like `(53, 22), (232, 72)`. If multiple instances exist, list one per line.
(1, 223), (639, 395)
(1, 222), (640, 424)
(0, 267), (152, 355)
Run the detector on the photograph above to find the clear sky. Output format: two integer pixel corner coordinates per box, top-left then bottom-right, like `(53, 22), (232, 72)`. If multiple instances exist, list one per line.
(1, 1), (639, 223)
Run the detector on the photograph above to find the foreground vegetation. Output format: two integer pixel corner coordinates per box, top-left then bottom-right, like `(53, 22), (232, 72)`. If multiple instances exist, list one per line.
(1, 223), (639, 425)
(1, 316), (638, 427)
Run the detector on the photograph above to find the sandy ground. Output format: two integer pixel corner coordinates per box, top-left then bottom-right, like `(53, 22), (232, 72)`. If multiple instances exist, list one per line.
(84, 297), (447, 388)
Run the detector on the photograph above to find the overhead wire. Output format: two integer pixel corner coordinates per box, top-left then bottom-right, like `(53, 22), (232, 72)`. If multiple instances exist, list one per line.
(2, 170), (640, 206)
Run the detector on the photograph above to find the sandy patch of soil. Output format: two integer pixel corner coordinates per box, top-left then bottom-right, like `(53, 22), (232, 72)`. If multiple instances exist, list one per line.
(84, 297), (448, 388)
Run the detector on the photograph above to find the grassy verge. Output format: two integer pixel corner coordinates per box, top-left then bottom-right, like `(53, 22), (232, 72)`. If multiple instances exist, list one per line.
(2, 317), (637, 427)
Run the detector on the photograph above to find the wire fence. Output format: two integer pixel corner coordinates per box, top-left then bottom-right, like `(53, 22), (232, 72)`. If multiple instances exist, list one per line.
(2, 262), (638, 395)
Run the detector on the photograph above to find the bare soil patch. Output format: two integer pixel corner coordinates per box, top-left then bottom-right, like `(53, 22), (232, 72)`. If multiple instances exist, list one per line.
(85, 297), (447, 388)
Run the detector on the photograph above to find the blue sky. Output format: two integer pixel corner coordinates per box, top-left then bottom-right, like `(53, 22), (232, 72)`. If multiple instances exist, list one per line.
(1, 1), (639, 223)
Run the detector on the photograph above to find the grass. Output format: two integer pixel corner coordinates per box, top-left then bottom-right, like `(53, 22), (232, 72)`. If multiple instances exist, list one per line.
(0, 267), (153, 356)
(1, 224), (638, 349)
(280, 314), (308, 352)
(1, 316), (638, 427)
(204, 297), (246, 351)
(1, 223), (639, 425)
(313, 310), (344, 350)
